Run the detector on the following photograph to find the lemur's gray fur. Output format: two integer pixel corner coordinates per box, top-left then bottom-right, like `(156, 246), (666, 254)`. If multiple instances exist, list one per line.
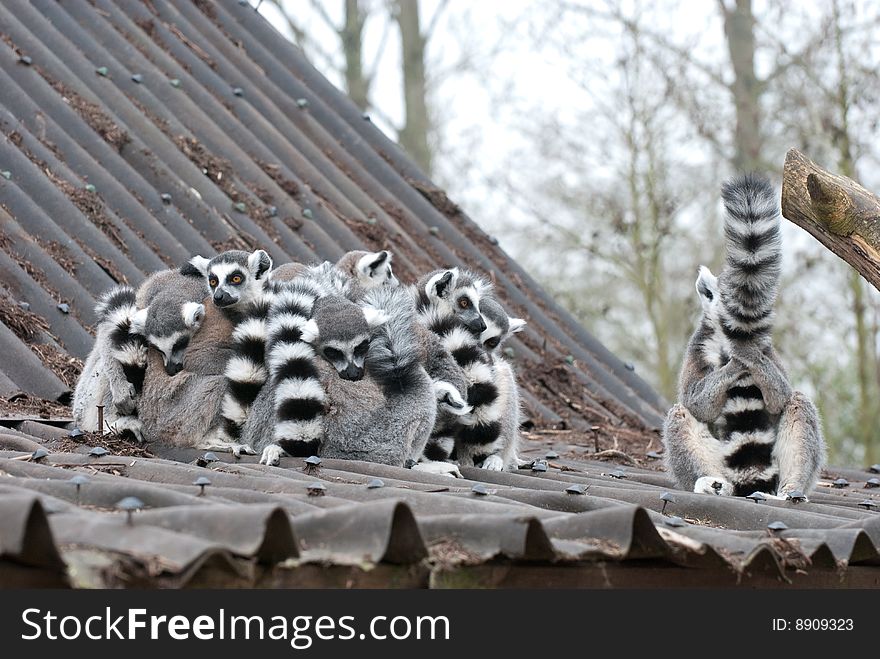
(663, 174), (826, 499)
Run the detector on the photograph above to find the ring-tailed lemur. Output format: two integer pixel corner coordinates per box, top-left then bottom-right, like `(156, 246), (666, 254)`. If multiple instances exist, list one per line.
(214, 250), (397, 449)
(72, 285), (148, 440)
(663, 174), (826, 499)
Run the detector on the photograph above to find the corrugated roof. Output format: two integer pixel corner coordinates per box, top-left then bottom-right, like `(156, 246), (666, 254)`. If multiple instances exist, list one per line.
(2, 426), (879, 588)
(0, 0), (665, 448)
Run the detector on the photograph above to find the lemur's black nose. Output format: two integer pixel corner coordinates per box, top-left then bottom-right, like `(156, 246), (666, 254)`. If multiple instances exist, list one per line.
(165, 361), (184, 376)
(213, 290), (234, 307)
(340, 364), (364, 381)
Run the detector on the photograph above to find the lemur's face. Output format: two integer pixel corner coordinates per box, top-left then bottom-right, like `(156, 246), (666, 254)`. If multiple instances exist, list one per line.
(192, 250), (272, 310)
(301, 297), (388, 381)
(131, 302), (205, 375)
(478, 298), (526, 352)
(695, 265), (721, 324)
(426, 269), (488, 334)
(355, 250), (399, 290)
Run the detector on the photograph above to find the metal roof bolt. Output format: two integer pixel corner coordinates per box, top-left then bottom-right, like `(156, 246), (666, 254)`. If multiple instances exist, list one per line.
(531, 460), (548, 473)
(306, 482), (326, 497)
(869, 464), (880, 474)
(85, 184), (96, 193)
(767, 521), (788, 532)
(302, 208), (313, 219)
(131, 73), (143, 83)
(832, 478), (849, 488)
(786, 490), (807, 503)
(160, 193), (172, 204)
(624, 362), (635, 371)
(296, 98), (309, 108)
(1, 170), (11, 180)
(303, 455), (321, 474)
(267, 205), (278, 217)
(31, 448), (49, 462)
(170, 78), (181, 88)
(57, 303), (70, 314)
(660, 492), (675, 514)
(95, 66), (109, 77)
(488, 236), (499, 246)
(471, 484), (496, 496)
(232, 87), (244, 97)
(68, 427), (84, 439)
(565, 484), (586, 495)
(88, 446), (109, 457)
(367, 478), (384, 489)
(857, 500), (877, 510)
(233, 201), (247, 213)
(428, 226), (440, 236)
(746, 491), (766, 503)
(362, 113), (371, 121)
(646, 450), (663, 460)
(193, 476), (211, 496)
(865, 478), (880, 489)
(18, 55), (32, 65)
(366, 217), (377, 225)
(609, 469), (627, 479)
(116, 496), (144, 525)
(665, 516), (685, 528)
(69, 474), (89, 503)
(238, 0), (249, 5)
(564, 355), (575, 365)
(545, 451), (559, 459)
(203, 452), (219, 463)
(18, 301), (30, 311)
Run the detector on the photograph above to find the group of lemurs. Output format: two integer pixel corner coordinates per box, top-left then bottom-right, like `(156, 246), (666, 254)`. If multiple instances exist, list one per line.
(72, 173), (827, 495)
(73, 248), (526, 476)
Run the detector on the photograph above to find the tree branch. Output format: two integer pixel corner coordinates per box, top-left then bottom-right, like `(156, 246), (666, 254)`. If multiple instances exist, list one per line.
(781, 148), (880, 291)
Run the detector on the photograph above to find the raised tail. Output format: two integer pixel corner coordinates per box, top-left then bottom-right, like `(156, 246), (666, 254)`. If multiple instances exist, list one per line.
(719, 173), (781, 341)
(364, 286), (424, 394)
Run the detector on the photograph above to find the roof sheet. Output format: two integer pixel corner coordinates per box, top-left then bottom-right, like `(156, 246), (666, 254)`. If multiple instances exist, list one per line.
(1, 426), (878, 588)
(0, 0), (664, 449)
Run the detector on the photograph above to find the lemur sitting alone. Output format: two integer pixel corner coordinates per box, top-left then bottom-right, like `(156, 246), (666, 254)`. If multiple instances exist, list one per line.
(663, 174), (826, 499)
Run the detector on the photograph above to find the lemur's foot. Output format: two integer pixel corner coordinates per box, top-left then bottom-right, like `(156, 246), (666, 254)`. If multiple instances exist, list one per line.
(110, 383), (138, 416)
(479, 454), (504, 471)
(694, 476), (734, 496)
(412, 460), (462, 478)
(108, 416), (143, 443)
(434, 381), (473, 416)
(231, 443), (257, 458)
(259, 444), (286, 466)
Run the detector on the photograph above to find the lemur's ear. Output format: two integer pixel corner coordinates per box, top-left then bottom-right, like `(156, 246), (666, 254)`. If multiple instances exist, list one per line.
(362, 305), (389, 328)
(357, 250), (390, 279)
(426, 268), (458, 299)
(189, 255), (211, 277)
(248, 249), (273, 280)
(300, 319), (320, 344)
(508, 317), (527, 334)
(130, 307), (149, 335)
(182, 302), (205, 329)
(695, 265), (718, 302)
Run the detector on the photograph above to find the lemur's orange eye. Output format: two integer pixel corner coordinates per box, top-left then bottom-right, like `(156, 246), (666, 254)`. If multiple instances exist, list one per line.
(231, 275), (243, 284)
(458, 297), (470, 309)
(208, 277), (218, 288)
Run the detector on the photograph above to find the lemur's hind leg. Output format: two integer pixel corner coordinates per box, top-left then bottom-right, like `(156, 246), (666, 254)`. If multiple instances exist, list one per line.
(663, 404), (733, 496)
(773, 391), (825, 499)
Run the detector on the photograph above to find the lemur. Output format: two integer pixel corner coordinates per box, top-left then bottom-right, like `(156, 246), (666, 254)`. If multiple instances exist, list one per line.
(72, 285), (148, 440)
(213, 250), (396, 450)
(663, 174), (826, 499)
(411, 267), (517, 470)
(249, 282), (437, 467)
(72, 263), (209, 440)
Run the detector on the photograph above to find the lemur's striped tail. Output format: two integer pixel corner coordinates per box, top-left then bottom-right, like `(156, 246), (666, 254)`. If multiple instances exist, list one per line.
(96, 285), (148, 398)
(266, 279), (326, 457)
(720, 173), (781, 342)
(219, 291), (274, 441)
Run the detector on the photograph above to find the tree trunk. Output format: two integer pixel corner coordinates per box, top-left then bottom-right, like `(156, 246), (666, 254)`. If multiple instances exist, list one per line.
(394, 0), (432, 175)
(342, 0), (370, 110)
(781, 148), (880, 292)
(720, 0), (763, 172)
